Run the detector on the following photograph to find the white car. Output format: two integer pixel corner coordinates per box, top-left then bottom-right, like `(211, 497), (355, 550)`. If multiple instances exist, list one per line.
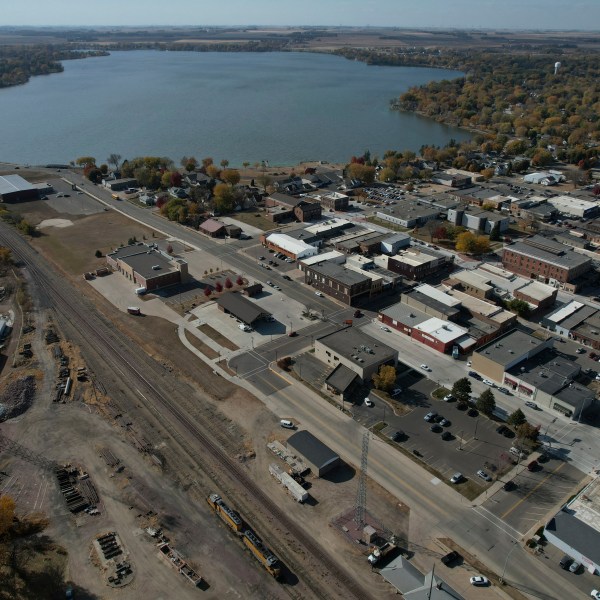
(450, 472), (463, 484)
(315, 291), (324, 297)
(470, 575), (489, 586)
(591, 590), (600, 599)
(364, 397), (374, 407)
(380, 326), (391, 332)
(482, 379), (495, 387)
(466, 360), (472, 367)
(477, 470), (492, 482)
(443, 394), (454, 402)
(420, 364), (431, 371)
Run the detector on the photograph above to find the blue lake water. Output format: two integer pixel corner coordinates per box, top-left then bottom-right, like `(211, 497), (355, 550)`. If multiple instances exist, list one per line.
(0, 50), (468, 166)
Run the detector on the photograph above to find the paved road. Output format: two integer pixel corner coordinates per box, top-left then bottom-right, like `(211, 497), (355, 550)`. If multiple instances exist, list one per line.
(55, 169), (589, 599)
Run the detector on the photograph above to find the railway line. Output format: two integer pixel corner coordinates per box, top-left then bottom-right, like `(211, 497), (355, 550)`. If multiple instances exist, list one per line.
(0, 224), (371, 600)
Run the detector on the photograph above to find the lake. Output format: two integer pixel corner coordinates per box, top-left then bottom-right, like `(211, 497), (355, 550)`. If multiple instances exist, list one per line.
(0, 50), (468, 166)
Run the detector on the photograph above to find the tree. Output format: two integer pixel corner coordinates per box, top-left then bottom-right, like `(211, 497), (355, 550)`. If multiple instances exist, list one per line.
(213, 183), (235, 214)
(224, 277), (233, 289)
(220, 159), (229, 168)
(221, 169), (241, 187)
(489, 222), (500, 241)
(214, 281), (223, 293)
(452, 377), (472, 403)
(86, 167), (103, 183)
(202, 157), (214, 169)
(75, 156), (96, 167)
(256, 173), (273, 192)
(107, 153), (122, 170)
(506, 298), (531, 318)
(0, 494), (15, 536)
(476, 389), (496, 416)
(372, 365), (396, 392)
(94, 250), (102, 258)
(170, 171), (183, 187)
(166, 243), (173, 254)
(516, 422), (540, 441)
(379, 167), (396, 182)
(206, 164), (220, 179)
(17, 220), (35, 236)
(0, 246), (12, 264)
(455, 231), (477, 254)
(507, 408), (527, 428)
(433, 225), (447, 240)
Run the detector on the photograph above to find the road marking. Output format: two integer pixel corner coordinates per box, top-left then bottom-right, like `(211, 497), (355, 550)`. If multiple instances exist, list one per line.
(501, 462), (566, 520)
(473, 506), (522, 540)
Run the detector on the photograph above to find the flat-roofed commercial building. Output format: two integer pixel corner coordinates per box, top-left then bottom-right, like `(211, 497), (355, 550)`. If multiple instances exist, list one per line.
(304, 262), (372, 306)
(315, 327), (397, 381)
(387, 249), (454, 281)
(541, 300), (597, 337)
(502, 235), (591, 291)
(107, 244), (189, 291)
(545, 478), (600, 575)
(445, 269), (494, 300)
(547, 194), (598, 219)
(375, 202), (439, 228)
(264, 232), (319, 260)
(513, 280), (558, 311)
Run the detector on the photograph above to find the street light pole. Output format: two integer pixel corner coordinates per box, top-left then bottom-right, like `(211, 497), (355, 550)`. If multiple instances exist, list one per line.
(474, 418), (480, 440)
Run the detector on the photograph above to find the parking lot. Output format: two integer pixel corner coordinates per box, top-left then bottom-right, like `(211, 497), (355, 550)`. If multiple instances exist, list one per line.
(353, 374), (524, 496)
(482, 455), (585, 536)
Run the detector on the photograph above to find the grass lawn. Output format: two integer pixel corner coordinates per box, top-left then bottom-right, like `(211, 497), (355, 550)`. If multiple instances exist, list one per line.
(197, 323), (239, 351)
(228, 211), (278, 231)
(183, 329), (220, 359)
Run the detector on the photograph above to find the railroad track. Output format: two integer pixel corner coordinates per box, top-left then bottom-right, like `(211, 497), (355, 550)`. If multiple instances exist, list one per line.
(1, 225), (371, 600)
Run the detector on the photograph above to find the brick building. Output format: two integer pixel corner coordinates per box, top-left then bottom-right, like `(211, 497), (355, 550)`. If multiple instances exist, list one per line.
(265, 192), (322, 222)
(502, 236), (591, 291)
(304, 262), (372, 306)
(107, 244), (189, 291)
(387, 248), (454, 281)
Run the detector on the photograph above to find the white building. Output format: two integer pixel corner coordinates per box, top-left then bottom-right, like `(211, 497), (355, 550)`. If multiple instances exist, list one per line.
(546, 195), (598, 218)
(265, 233), (319, 260)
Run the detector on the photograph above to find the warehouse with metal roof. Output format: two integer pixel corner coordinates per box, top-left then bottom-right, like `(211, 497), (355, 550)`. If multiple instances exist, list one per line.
(0, 174), (39, 202)
(286, 431), (340, 477)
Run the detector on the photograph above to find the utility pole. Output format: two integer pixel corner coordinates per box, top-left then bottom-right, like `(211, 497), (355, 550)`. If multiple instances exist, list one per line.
(354, 431), (370, 529)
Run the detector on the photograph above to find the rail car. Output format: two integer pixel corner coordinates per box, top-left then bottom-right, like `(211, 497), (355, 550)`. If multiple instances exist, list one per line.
(206, 493), (243, 532)
(242, 528), (281, 579)
(207, 493), (281, 579)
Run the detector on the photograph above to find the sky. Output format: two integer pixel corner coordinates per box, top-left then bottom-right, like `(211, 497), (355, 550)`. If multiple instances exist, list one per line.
(2, 0), (600, 31)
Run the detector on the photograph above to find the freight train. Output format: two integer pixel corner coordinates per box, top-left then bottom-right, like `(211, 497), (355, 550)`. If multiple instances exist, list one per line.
(207, 493), (281, 579)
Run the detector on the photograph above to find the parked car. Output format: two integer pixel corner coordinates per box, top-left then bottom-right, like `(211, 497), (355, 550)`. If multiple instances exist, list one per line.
(282, 275), (292, 281)
(527, 460), (539, 471)
(482, 378), (495, 387)
(280, 419), (295, 429)
(559, 555), (573, 570)
(467, 408), (479, 417)
(470, 575), (489, 587)
(443, 394), (455, 402)
(440, 418), (451, 427)
(569, 560), (581, 573)
(591, 590), (600, 599)
(266, 280), (273, 286)
(450, 472), (463, 484)
(497, 387), (511, 395)
(496, 424), (508, 435)
(525, 401), (539, 409)
(353, 309), (362, 318)
(468, 371), (481, 380)
(258, 256), (265, 260)
(441, 431), (453, 441)
(391, 430), (405, 442)
(364, 397), (374, 407)
(314, 291), (324, 297)
(424, 412), (437, 422)
(380, 326), (391, 332)
(430, 424), (443, 433)
(503, 480), (517, 491)
(441, 551), (459, 565)
(420, 364), (431, 371)
(576, 347), (585, 354)
(477, 470), (492, 482)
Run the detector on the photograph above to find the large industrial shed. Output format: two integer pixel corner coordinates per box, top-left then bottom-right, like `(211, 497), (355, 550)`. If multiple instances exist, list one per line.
(0, 175), (39, 203)
(286, 431), (340, 477)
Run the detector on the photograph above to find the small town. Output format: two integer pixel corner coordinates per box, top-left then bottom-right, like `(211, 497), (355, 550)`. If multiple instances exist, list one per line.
(0, 9), (600, 600)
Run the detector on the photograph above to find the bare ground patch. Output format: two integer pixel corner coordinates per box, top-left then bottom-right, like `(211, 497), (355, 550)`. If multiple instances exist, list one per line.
(30, 212), (163, 276)
(183, 329), (219, 359)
